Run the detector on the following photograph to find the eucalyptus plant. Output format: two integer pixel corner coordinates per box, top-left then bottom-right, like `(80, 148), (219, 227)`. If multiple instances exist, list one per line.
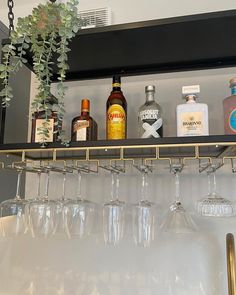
(0, 0), (81, 142)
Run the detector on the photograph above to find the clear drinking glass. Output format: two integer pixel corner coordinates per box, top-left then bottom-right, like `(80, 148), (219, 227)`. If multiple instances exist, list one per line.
(0, 169), (28, 237)
(64, 171), (94, 239)
(161, 168), (197, 233)
(133, 171), (155, 247)
(103, 171), (125, 246)
(197, 170), (235, 217)
(29, 170), (61, 238)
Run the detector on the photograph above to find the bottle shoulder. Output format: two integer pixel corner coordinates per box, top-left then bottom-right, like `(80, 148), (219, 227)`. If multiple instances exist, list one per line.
(139, 101), (162, 112)
(108, 90), (126, 99)
(72, 114), (90, 122)
(177, 102), (208, 112)
(223, 95), (236, 104)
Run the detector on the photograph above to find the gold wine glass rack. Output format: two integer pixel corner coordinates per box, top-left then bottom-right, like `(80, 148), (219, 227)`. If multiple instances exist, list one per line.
(0, 137), (236, 174)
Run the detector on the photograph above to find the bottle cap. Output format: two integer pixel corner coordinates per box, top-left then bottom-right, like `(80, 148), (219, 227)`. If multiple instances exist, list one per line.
(230, 77), (236, 87)
(81, 98), (90, 112)
(145, 85), (155, 93)
(182, 85), (200, 99)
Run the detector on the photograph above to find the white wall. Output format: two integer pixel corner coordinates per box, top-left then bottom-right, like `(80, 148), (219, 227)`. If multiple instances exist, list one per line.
(1, 0), (236, 294)
(1, 0), (236, 26)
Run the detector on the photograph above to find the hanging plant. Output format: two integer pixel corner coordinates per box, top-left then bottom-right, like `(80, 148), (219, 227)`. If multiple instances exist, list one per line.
(0, 0), (81, 143)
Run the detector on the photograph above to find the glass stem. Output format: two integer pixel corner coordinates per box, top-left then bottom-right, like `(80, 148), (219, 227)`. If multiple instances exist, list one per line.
(62, 171), (66, 201)
(37, 172), (41, 199)
(111, 171), (119, 201)
(77, 171), (82, 200)
(15, 170), (22, 200)
(174, 171), (181, 204)
(140, 171), (148, 202)
(115, 172), (119, 200)
(212, 171), (217, 196)
(44, 170), (50, 200)
(207, 172), (212, 195)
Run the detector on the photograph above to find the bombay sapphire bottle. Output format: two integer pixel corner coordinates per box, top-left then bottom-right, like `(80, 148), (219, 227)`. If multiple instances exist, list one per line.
(138, 85), (163, 138)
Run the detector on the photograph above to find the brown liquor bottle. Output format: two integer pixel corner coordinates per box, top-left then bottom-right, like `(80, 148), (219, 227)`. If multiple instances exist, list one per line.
(106, 76), (127, 139)
(71, 99), (98, 141)
(31, 95), (61, 143)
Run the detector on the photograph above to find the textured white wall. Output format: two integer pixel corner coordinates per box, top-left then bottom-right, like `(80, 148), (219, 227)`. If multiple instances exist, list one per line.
(0, 0), (236, 26)
(1, 0), (236, 294)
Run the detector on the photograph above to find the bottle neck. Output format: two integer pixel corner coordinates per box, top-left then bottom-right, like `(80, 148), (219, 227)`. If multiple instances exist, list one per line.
(81, 109), (89, 116)
(112, 82), (121, 92)
(185, 95), (197, 103)
(231, 86), (236, 95)
(146, 91), (155, 102)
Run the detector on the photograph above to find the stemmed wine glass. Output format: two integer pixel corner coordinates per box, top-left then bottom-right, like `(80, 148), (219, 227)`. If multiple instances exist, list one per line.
(64, 170), (94, 239)
(133, 169), (155, 247)
(25, 168), (44, 233)
(197, 167), (235, 217)
(53, 169), (71, 235)
(160, 164), (197, 233)
(0, 168), (28, 238)
(103, 171), (125, 246)
(29, 169), (61, 238)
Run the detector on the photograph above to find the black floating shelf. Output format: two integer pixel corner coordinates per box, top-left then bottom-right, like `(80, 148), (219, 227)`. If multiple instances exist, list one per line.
(0, 135), (236, 160)
(3, 10), (236, 81)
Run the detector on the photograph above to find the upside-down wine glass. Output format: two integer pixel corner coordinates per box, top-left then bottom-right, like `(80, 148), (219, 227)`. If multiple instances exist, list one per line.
(0, 169), (28, 237)
(133, 170), (155, 247)
(64, 170), (94, 239)
(54, 170), (70, 235)
(197, 168), (235, 217)
(160, 165), (197, 233)
(29, 169), (61, 238)
(103, 171), (125, 246)
(25, 168), (43, 233)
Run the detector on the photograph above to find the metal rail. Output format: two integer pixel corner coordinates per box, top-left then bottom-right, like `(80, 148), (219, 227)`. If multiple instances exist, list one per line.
(227, 233), (236, 295)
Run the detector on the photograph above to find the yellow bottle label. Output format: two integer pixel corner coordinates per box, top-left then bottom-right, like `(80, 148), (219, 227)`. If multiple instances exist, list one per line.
(107, 104), (126, 139)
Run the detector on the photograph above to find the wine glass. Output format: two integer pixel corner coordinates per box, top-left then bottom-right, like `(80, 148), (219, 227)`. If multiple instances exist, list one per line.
(0, 169), (28, 238)
(25, 168), (45, 232)
(197, 168), (235, 217)
(53, 169), (71, 235)
(133, 169), (155, 247)
(64, 170), (94, 239)
(103, 171), (125, 246)
(29, 169), (61, 238)
(160, 165), (197, 233)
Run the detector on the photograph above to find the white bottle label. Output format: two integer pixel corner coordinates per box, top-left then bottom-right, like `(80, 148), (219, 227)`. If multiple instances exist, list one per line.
(180, 112), (203, 136)
(74, 120), (89, 141)
(35, 119), (54, 142)
(141, 118), (163, 138)
(139, 109), (159, 120)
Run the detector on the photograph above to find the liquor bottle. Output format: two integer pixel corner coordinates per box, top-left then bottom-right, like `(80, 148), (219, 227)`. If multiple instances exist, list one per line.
(106, 76), (127, 140)
(71, 98), (98, 141)
(223, 77), (236, 134)
(176, 85), (209, 137)
(31, 95), (61, 143)
(138, 85), (163, 138)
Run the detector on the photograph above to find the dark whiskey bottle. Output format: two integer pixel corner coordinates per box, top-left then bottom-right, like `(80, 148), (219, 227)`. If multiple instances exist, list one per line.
(31, 95), (61, 143)
(106, 76), (127, 139)
(71, 99), (98, 141)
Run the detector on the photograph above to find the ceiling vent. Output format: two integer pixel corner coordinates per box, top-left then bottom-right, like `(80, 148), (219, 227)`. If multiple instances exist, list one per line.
(79, 7), (112, 29)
